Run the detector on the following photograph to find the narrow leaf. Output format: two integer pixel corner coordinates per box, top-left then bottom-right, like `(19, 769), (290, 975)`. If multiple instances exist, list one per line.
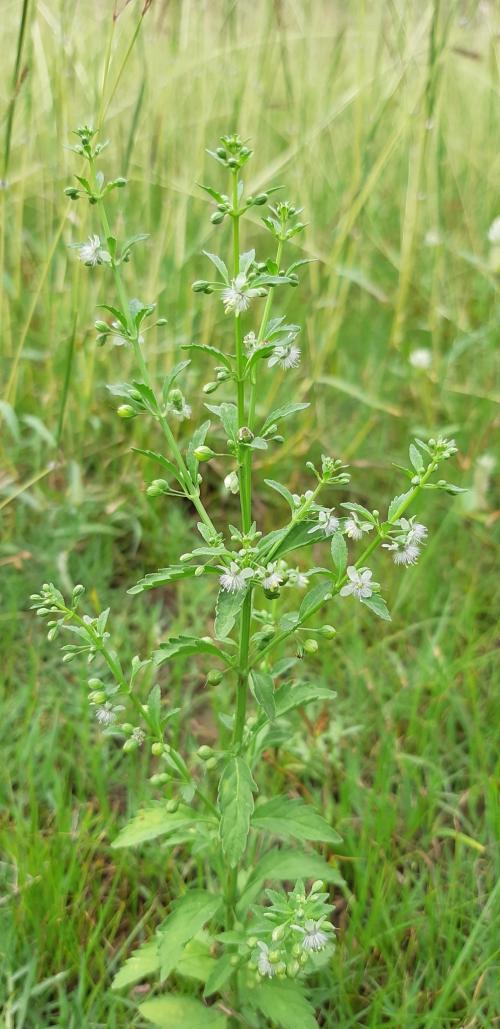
(250, 670), (276, 719)
(214, 587), (248, 640)
(298, 580), (333, 622)
(218, 757), (257, 868)
(112, 805), (214, 849)
(330, 532), (348, 576)
(360, 593), (391, 621)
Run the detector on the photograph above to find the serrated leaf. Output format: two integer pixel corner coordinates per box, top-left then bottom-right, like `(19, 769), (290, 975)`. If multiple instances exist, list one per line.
(198, 182), (226, 203)
(131, 447), (180, 481)
(298, 580), (333, 621)
(187, 419), (211, 481)
(181, 343), (232, 369)
(238, 848), (344, 912)
(244, 979), (318, 1029)
(339, 502), (375, 522)
(112, 938), (159, 990)
(217, 402), (238, 440)
(249, 670), (276, 719)
(157, 891), (221, 981)
(388, 491), (412, 521)
(218, 757), (257, 868)
(360, 593), (391, 621)
(261, 402), (309, 435)
(128, 564), (197, 595)
(112, 805), (214, 849)
(409, 443), (424, 473)
(140, 993), (227, 1028)
(162, 360), (191, 404)
(214, 587), (248, 640)
(203, 250), (229, 282)
(154, 634), (231, 666)
(330, 532), (348, 577)
(274, 682), (335, 716)
(203, 952), (234, 997)
(252, 797), (342, 845)
(259, 520), (328, 562)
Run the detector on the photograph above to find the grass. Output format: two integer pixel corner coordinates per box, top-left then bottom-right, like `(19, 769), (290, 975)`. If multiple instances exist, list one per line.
(1, 0), (499, 1025)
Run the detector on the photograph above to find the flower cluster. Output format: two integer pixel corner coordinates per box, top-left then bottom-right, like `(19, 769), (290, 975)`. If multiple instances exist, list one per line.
(245, 880), (335, 982)
(382, 516), (428, 566)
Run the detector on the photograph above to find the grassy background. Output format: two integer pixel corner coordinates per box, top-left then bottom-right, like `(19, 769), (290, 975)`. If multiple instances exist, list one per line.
(1, 0), (499, 1026)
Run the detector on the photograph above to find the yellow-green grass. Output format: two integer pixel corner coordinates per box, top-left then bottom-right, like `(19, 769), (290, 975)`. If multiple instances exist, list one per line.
(1, 1), (498, 1025)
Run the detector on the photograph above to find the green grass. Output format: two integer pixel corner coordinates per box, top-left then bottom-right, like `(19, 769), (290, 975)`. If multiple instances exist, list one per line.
(1, 0), (498, 1025)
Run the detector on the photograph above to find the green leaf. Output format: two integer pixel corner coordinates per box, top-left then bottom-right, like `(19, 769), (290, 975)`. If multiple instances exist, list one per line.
(387, 491), (412, 521)
(203, 952), (234, 998)
(298, 580), (333, 621)
(252, 796), (342, 845)
(264, 479), (295, 509)
(244, 979), (318, 1029)
(238, 848), (344, 912)
(218, 756), (257, 868)
(162, 360), (191, 404)
(217, 402), (238, 440)
(140, 994), (227, 1028)
(202, 250), (229, 283)
(274, 682), (336, 716)
(261, 402), (309, 435)
(157, 890), (221, 981)
(187, 419), (211, 481)
(249, 670), (276, 719)
(360, 593), (391, 621)
(181, 342), (232, 369)
(128, 564), (198, 595)
(339, 501), (375, 522)
(330, 532), (348, 577)
(154, 634), (231, 667)
(259, 520), (328, 561)
(214, 587), (248, 640)
(409, 443), (424, 473)
(111, 804), (214, 849)
(131, 447), (180, 481)
(112, 938), (159, 990)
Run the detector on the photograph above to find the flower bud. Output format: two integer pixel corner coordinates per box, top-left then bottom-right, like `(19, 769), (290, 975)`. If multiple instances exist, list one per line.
(166, 798), (179, 813)
(121, 723), (134, 734)
(147, 479), (169, 497)
(216, 147), (226, 159)
(203, 381), (219, 394)
(150, 772), (169, 785)
(117, 404), (136, 419)
(303, 638), (319, 655)
(114, 177), (127, 188)
(238, 426), (254, 443)
(156, 317), (168, 326)
(64, 186), (80, 199)
(310, 879), (324, 893)
(230, 955), (239, 966)
(88, 690), (106, 704)
(192, 280), (210, 293)
(206, 670), (223, 686)
(94, 320), (110, 333)
(123, 738), (138, 753)
(151, 741), (164, 756)
(253, 193), (268, 205)
(197, 745), (214, 760)
(272, 925), (285, 942)
(248, 936), (258, 948)
(211, 211), (225, 224)
(205, 757), (217, 770)
(194, 445), (215, 461)
(319, 625), (336, 639)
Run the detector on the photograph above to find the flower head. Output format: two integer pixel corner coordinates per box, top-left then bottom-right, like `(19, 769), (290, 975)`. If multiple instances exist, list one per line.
(256, 941), (275, 978)
(77, 234), (111, 267)
(260, 562), (284, 591)
(409, 348), (432, 370)
(167, 388), (191, 421)
(383, 540), (421, 566)
(268, 341), (301, 370)
(224, 471), (239, 495)
(299, 919), (330, 953)
(308, 508), (340, 537)
(132, 727), (146, 746)
(221, 274), (260, 314)
(340, 566), (373, 599)
(219, 562), (253, 593)
(344, 511), (373, 540)
(286, 567), (309, 589)
(95, 703), (116, 726)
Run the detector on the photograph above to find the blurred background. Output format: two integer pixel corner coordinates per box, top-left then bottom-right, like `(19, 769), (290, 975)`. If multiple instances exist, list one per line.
(1, 1), (498, 1026)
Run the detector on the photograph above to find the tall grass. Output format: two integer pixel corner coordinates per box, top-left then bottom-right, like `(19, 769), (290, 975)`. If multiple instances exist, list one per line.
(1, 1), (498, 1026)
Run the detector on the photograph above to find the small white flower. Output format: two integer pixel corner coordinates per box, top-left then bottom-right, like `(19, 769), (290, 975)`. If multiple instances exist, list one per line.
(403, 519), (428, 544)
(221, 274), (260, 315)
(308, 508), (340, 537)
(268, 342), (301, 370)
(260, 562), (284, 591)
(132, 727), (145, 745)
(409, 347), (432, 370)
(167, 388), (191, 421)
(383, 541), (421, 566)
(219, 562), (253, 593)
(340, 566), (373, 599)
(77, 234), (111, 267)
(300, 919), (330, 953)
(244, 331), (268, 355)
(224, 471), (239, 495)
(95, 703), (115, 726)
(287, 567), (309, 589)
(256, 941), (275, 978)
(487, 217), (500, 245)
(424, 228), (442, 248)
(344, 511), (373, 540)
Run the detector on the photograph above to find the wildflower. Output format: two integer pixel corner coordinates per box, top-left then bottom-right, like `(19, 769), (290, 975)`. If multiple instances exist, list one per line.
(383, 541), (421, 566)
(487, 217), (500, 244)
(244, 331), (268, 355)
(77, 234), (111, 266)
(219, 562), (253, 593)
(95, 703), (116, 726)
(293, 919), (330, 953)
(401, 517), (428, 545)
(268, 342), (301, 369)
(287, 567), (309, 589)
(224, 471), (239, 495)
(340, 566), (373, 600)
(167, 388), (191, 421)
(308, 508), (340, 537)
(256, 941), (275, 978)
(409, 348), (432, 370)
(132, 727), (146, 746)
(221, 274), (260, 314)
(424, 228), (442, 247)
(260, 562), (284, 591)
(344, 511), (373, 540)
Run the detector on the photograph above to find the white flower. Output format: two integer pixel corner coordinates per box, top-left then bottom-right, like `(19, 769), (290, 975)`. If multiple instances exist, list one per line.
(221, 274), (260, 314)
(167, 388), (191, 421)
(487, 217), (500, 244)
(260, 562), (284, 591)
(340, 566), (373, 599)
(256, 942), (275, 978)
(383, 541), (421, 566)
(287, 567), (309, 589)
(77, 234), (111, 266)
(300, 919), (330, 953)
(224, 471), (239, 495)
(219, 562), (253, 593)
(308, 508), (340, 537)
(268, 342), (301, 369)
(409, 347), (432, 370)
(424, 228), (442, 248)
(244, 331), (268, 355)
(132, 727), (145, 745)
(344, 511), (373, 540)
(403, 519), (428, 544)
(95, 703), (115, 726)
